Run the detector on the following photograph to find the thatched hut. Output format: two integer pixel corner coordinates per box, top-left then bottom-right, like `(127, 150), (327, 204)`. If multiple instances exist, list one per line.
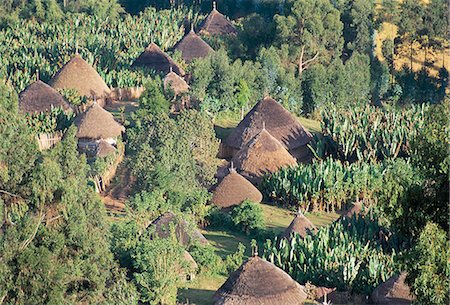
(226, 97), (313, 162)
(371, 272), (415, 305)
(212, 167), (263, 208)
(49, 54), (111, 105)
(183, 250), (198, 280)
(214, 255), (307, 305)
(200, 2), (237, 36)
(73, 103), (124, 156)
(173, 28), (214, 63)
(133, 43), (185, 76)
(163, 69), (189, 95)
(150, 212), (208, 246)
(96, 140), (117, 158)
(19, 80), (72, 114)
(231, 128), (297, 184)
(283, 211), (317, 239)
(341, 202), (365, 220)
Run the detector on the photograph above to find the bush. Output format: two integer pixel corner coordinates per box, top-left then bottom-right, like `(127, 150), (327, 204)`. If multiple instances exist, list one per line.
(188, 243), (224, 275)
(230, 200), (265, 234)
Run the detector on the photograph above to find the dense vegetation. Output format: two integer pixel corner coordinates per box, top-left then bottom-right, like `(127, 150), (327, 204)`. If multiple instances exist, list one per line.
(0, 0), (448, 304)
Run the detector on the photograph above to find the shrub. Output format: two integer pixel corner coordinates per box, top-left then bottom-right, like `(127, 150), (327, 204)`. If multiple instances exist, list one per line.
(230, 200), (265, 234)
(189, 243), (224, 275)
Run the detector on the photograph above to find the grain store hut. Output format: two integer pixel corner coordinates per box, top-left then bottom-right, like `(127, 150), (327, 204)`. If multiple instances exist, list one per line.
(213, 255), (307, 305)
(164, 68), (190, 96)
(19, 79), (72, 114)
(73, 103), (124, 157)
(133, 42), (185, 76)
(283, 211), (317, 240)
(173, 27), (214, 63)
(226, 97), (313, 162)
(49, 54), (111, 107)
(371, 272), (415, 305)
(231, 128), (297, 184)
(199, 2), (237, 36)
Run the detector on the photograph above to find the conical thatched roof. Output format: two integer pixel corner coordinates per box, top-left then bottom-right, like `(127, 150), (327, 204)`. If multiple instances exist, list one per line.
(133, 43), (185, 76)
(164, 70), (189, 95)
(96, 140), (116, 157)
(183, 250), (198, 271)
(283, 213), (317, 239)
(173, 29), (214, 63)
(73, 103), (125, 139)
(371, 273), (415, 304)
(212, 168), (263, 208)
(341, 203), (365, 219)
(200, 3), (237, 36)
(49, 54), (110, 99)
(150, 212), (208, 246)
(19, 80), (72, 114)
(232, 129), (297, 183)
(226, 97), (312, 151)
(214, 256), (307, 305)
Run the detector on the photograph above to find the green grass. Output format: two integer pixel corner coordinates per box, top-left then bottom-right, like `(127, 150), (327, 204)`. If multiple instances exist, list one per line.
(178, 274), (226, 305)
(201, 228), (253, 258)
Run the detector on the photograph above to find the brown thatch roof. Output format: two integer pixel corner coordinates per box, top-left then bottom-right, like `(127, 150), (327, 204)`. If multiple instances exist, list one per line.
(212, 168), (263, 208)
(133, 43), (185, 76)
(49, 54), (111, 99)
(164, 71), (189, 95)
(150, 212), (208, 246)
(232, 129), (297, 183)
(19, 80), (72, 114)
(173, 29), (214, 63)
(341, 203), (365, 219)
(214, 256), (307, 305)
(96, 140), (116, 157)
(226, 97), (312, 151)
(371, 272), (415, 305)
(183, 250), (198, 271)
(200, 3), (237, 36)
(73, 103), (125, 139)
(283, 213), (317, 239)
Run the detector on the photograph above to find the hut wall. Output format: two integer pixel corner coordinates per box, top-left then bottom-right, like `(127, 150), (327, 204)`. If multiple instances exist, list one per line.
(289, 146), (313, 164)
(92, 143), (124, 193)
(217, 142), (237, 159)
(110, 87), (145, 101)
(36, 131), (63, 151)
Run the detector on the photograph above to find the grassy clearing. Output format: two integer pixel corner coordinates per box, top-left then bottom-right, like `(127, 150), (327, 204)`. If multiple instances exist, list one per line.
(178, 274), (226, 305)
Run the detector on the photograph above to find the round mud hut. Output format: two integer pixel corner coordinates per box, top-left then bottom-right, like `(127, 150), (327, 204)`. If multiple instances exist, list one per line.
(133, 42), (185, 76)
(226, 97), (313, 162)
(213, 255), (307, 305)
(163, 69), (189, 96)
(371, 272), (415, 305)
(212, 166), (263, 208)
(19, 80), (72, 114)
(73, 102), (124, 157)
(283, 211), (317, 240)
(231, 128), (297, 184)
(199, 2), (237, 36)
(150, 211), (208, 246)
(173, 27), (214, 63)
(49, 54), (111, 106)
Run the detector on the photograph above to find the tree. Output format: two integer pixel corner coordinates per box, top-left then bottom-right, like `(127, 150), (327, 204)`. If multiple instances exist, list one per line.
(274, 0), (343, 78)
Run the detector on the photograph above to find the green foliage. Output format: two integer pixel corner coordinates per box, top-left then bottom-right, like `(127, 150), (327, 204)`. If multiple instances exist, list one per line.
(24, 106), (74, 134)
(136, 77), (170, 116)
(230, 200), (265, 234)
(263, 215), (399, 294)
(405, 223), (449, 305)
(59, 88), (88, 106)
(189, 242), (224, 275)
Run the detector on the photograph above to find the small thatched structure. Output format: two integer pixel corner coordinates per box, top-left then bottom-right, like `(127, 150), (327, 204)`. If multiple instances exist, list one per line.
(19, 80), (72, 114)
(163, 70), (189, 95)
(173, 28), (214, 63)
(341, 202), (365, 220)
(73, 103), (124, 140)
(150, 212), (208, 246)
(283, 212), (317, 239)
(371, 272), (415, 305)
(214, 256), (307, 305)
(226, 97), (313, 162)
(96, 140), (116, 157)
(49, 54), (110, 102)
(212, 167), (263, 208)
(133, 43), (185, 76)
(200, 2), (237, 36)
(231, 129), (297, 184)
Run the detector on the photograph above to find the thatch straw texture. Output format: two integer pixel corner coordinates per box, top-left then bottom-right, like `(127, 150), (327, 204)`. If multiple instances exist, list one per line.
(164, 71), (189, 95)
(133, 43), (185, 76)
(73, 103), (125, 139)
(232, 129), (297, 183)
(371, 273), (415, 305)
(214, 256), (307, 305)
(19, 80), (72, 113)
(49, 54), (110, 99)
(96, 140), (116, 157)
(173, 29), (214, 63)
(226, 97), (312, 151)
(283, 213), (317, 239)
(212, 169), (263, 208)
(341, 203), (365, 219)
(150, 212), (208, 246)
(200, 6), (237, 36)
